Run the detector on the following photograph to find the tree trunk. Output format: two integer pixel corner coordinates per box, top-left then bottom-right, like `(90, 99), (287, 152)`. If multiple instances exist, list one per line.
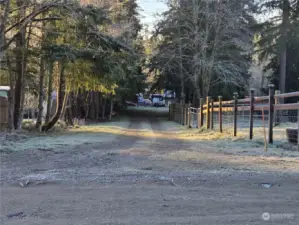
(109, 94), (114, 121)
(6, 54), (14, 132)
(192, 0), (201, 102)
(90, 91), (96, 120)
(192, 91), (196, 107)
(195, 87), (201, 105)
(42, 60), (66, 132)
(13, 5), (25, 129)
(102, 97), (106, 119)
(279, 49), (287, 93)
(36, 15), (46, 130)
(0, 0), (10, 67)
(2, 2), (12, 131)
(36, 57), (46, 129)
(95, 92), (100, 120)
(13, 34), (25, 129)
(13, 1), (30, 129)
(180, 74), (185, 104)
(70, 92), (76, 120)
(75, 90), (81, 119)
(74, 90), (79, 119)
(60, 93), (69, 120)
(45, 61), (53, 123)
(279, 0), (290, 95)
(178, 26), (185, 104)
(65, 93), (74, 126)
(84, 91), (91, 120)
(65, 106), (74, 126)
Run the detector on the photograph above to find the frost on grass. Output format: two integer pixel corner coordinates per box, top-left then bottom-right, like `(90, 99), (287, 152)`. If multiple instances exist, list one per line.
(151, 123), (299, 173)
(1, 119), (131, 152)
(126, 106), (169, 118)
(167, 124), (299, 159)
(126, 106), (169, 113)
(160, 149), (299, 173)
(1, 133), (99, 152)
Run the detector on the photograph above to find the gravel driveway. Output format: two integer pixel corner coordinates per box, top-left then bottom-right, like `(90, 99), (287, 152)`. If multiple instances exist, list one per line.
(1, 114), (299, 225)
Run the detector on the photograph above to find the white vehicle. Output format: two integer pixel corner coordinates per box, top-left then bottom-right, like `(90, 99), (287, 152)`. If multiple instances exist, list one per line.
(151, 94), (165, 107)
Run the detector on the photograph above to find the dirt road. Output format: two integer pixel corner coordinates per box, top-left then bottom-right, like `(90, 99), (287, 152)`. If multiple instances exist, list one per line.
(1, 115), (299, 224)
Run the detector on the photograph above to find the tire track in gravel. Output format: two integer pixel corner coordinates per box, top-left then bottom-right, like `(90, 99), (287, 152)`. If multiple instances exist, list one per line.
(0, 117), (144, 185)
(148, 116), (191, 156)
(12, 117), (176, 185)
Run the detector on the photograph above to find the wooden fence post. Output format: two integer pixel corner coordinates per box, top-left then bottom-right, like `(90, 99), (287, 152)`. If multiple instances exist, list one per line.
(206, 97), (211, 129)
(196, 107), (199, 128)
(233, 92), (238, 137)
(268, 84), (275, 144)
(210, 99), (214, 129)
(249, 89), (255, 140)
(199, 98), (204, 128)
(218, 96), (223, 133)
(184, 103), (188, 126)
(181, 103), (185, 125)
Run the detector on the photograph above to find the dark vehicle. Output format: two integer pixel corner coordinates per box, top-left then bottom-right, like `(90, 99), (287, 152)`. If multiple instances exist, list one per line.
(151, 94), (165, 107)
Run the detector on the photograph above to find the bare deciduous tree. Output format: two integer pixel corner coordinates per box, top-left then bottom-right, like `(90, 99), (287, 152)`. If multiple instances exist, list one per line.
(151, 0), (255, 101)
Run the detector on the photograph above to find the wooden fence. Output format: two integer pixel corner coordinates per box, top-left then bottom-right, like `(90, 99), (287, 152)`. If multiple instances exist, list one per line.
(169, 85), (299, 147)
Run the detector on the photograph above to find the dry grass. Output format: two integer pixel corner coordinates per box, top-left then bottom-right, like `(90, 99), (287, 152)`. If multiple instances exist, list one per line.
(69, 122), (299, 160)
(160, 149), (299, 172)
(2, 118), (298, 167)
(0, 120), (131, 152)
(1, 118), (298, 174)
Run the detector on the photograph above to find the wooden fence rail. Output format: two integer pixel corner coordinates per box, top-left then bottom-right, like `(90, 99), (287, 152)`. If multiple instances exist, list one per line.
(169, 85), (299, 146)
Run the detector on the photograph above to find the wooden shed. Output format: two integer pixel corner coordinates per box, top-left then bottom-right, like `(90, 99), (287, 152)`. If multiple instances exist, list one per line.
(0, 86), (9, 130)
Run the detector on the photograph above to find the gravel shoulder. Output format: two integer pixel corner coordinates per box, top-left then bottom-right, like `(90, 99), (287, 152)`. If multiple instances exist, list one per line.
(1, 113), (299, 225)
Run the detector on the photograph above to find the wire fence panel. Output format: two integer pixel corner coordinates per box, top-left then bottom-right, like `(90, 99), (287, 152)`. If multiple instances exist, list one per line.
(212, 112), (219, 131)
(189, 107), (199, 128)
(248, 109), (269, 145)
(222, 111), (234, 131)
(236, 109), (250, 139)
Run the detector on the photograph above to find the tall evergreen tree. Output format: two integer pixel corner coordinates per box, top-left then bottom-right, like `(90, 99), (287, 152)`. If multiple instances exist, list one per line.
(256, 0), (299, 93)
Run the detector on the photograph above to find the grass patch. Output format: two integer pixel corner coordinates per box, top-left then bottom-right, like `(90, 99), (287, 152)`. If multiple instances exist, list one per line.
(1, 118), (131, 152)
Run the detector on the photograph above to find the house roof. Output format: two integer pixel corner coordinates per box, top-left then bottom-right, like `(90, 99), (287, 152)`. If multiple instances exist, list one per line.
(0, 86), (10, 91)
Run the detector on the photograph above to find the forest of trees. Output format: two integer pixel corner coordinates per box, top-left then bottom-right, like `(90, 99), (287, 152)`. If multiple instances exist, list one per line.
(149, 0), (299, 104)
(1, 0), (299, 131)
(1, 0), (145, 131)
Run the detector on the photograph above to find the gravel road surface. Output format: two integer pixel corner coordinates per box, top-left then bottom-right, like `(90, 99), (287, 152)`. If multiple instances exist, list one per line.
(1, 112), (299, 225)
